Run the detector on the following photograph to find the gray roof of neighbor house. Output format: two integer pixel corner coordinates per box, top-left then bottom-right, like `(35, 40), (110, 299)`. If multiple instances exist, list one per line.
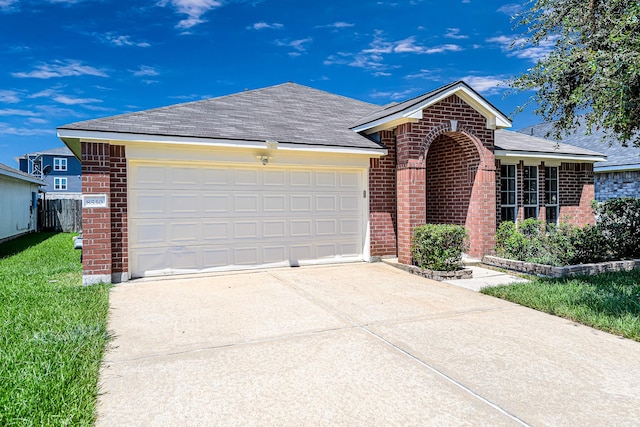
(59, 82), (385, 151)
(495, 129), (606, 159)
(21, 146), (74, 157)
(0, 163), (45, 185)
(518, 121), (640, 170)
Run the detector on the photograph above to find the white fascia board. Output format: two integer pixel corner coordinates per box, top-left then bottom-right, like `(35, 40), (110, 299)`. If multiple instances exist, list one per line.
(595, 164), (640, 173)
(496, 150), (607, 163)
(57, 129), (387, 157)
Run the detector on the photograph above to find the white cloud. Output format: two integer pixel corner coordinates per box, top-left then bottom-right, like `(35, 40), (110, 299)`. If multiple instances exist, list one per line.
(461, 75), (507, 94)
(28, 117), (49, 124)
(404, 68), (443, 80)
(249, 22), (283, 30)
(497, 3), (523, 16)
(0, 123), (53, 136)
(316, 22), (354, 29)
(274, 37), (313, 55)
(373, 71), (391, 77)
(0, 0), (18, 12)
(131, 65), (160, 77)
(0, 90), (20, 103)
(157, 0), (222, 29)
(52, 95), (102, 105)
(101, 33), (151, 47)
(444, 28), (468, 39)
(369, 88), (416, 100)
(0, 108), (38, 116)
(12, 60), (108, 79)
(487, 35), (557, 62)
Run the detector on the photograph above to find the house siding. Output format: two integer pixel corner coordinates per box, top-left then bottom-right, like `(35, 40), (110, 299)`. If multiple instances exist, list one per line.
(595, 171), (640, 201)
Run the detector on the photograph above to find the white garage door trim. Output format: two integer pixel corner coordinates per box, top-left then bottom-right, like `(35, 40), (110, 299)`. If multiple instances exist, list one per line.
(128, 161), (369, 278)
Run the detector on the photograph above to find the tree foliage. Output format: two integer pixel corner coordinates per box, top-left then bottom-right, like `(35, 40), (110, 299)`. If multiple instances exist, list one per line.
(510, 0), (640, 146)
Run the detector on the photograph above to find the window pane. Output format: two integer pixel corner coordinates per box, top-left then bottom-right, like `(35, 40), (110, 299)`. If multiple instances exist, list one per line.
(501, 207), (516, 222)
(546, 206), (558, 224)
(524, 207), (537, 219)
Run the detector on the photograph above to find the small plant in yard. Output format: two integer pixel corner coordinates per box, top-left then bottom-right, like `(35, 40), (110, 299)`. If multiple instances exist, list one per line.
(0, 232), (111, 426)
(482, 270), (640, 342)
(411, 224), (469, 271)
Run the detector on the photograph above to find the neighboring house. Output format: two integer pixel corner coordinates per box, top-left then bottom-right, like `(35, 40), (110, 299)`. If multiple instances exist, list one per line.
(519, 121), (640, 201)
(0, 163), (44, 243)
(18, 146), (82, 199)
(57, 81), (605, 284)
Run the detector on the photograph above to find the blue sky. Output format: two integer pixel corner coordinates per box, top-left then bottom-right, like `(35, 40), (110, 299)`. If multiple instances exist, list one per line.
(0, 0), (548, 167)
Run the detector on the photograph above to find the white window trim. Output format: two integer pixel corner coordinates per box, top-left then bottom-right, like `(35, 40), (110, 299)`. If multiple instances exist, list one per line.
(500, 164), (517, 222)
(54, 177), (67, 190)
(545, 166), (559, 225)
(54, 157), (68, 171)
(523, 165), (539, 220)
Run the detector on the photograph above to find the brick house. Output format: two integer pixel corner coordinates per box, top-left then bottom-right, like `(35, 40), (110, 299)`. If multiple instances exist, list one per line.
(57, 81), (605, 284)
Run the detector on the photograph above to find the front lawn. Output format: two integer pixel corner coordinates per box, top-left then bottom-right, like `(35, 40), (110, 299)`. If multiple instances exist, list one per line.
(482, 270), (640, 341)
(0, 232), (111, 426)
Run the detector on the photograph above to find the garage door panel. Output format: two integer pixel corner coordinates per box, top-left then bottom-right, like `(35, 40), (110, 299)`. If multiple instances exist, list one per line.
(129, 163), (365, 277)
(233, 221), (259, 239)
(264, 170), (286, 186)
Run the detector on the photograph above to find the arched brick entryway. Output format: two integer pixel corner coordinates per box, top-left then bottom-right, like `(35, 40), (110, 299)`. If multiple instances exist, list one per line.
(394, 95), (497, 264)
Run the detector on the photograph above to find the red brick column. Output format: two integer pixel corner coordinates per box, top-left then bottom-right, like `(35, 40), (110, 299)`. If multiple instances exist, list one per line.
(397, 159), (426, 265)
(110, 145), (128, 282)
(81, 142), (112, 285)
(369, 130), (397, 257)
(467, 165), (497, 257)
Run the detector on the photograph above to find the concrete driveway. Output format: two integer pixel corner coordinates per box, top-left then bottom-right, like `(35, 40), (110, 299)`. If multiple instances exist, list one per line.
(98, 263), (640, 426)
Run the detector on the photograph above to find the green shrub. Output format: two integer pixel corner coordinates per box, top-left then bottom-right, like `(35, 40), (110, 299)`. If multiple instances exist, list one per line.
(495, 219), (610, 266)
(567, 224), (610, 264)
(411, 224), (469, 271)
(594, 197), (640, 259)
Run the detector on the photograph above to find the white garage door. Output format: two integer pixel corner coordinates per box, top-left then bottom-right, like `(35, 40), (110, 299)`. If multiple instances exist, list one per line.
(129, 162), (366, 277)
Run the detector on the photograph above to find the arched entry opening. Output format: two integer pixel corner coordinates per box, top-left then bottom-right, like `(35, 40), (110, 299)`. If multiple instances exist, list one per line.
(418, 125), (495, 258)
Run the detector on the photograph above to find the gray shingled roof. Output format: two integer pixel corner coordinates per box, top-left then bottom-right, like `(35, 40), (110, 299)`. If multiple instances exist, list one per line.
(59, 83), (385, 151)
(495, 129), (605, 158)
(22, 146), (74, 157)
(0, 163), (45, 185)
(518, 121), (640, 169)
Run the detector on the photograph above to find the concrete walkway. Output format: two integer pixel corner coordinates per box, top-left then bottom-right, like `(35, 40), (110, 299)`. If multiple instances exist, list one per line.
(98, 263), (640, 426)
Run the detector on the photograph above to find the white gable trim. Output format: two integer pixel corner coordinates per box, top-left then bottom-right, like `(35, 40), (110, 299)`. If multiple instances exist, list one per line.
(352, 82), (512, 134)
(495, 150), (606, 163)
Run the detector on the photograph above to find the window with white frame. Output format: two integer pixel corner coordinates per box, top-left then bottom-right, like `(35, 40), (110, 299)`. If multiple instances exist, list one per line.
(54, 177), (67, 190)
(500, 164), (516, 222)
(545, 166), (559, 225)
(53, 157), (67, 171)
(523, 166), (538, 219)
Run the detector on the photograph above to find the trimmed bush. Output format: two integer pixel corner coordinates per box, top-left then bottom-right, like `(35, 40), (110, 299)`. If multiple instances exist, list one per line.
(411, 224), (469, 271)
(594, 197), (640, 259)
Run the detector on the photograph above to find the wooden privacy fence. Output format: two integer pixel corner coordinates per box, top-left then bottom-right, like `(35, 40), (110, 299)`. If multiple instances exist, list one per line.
(38, 198), (82, 232)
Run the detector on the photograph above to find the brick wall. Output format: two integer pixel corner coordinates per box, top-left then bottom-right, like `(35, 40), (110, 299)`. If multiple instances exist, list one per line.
(110, 145), (128, 280)
(495, 160), (596, 227)
(595, 170), (640, 200)
(81, 142), (112, 285)
(81, 142), (129, 284)
(560, 162), (595, 225)
(369, 130), (397, 257)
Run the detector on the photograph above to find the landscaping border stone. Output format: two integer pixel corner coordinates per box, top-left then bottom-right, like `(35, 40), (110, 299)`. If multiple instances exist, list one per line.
(392, 263), (473, 281)
(482, 255), (640, 278)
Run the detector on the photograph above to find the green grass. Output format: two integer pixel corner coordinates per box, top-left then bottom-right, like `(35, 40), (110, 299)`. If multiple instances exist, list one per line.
(0, 232), (111, 426)
(482, 270), (640, 341)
